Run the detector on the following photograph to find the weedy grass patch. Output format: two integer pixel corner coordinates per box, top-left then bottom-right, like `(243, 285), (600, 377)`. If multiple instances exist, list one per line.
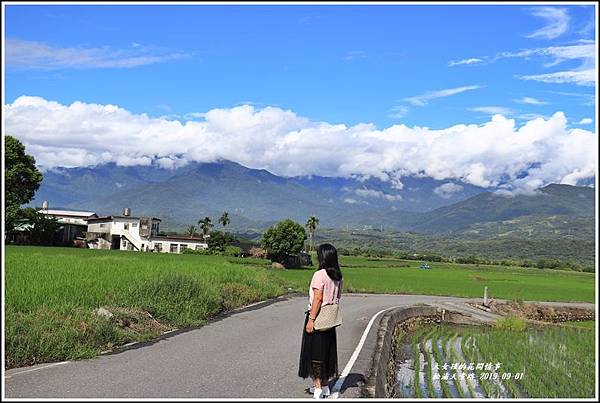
(493, 316), (527, 332)
(5, 246), (286, 368)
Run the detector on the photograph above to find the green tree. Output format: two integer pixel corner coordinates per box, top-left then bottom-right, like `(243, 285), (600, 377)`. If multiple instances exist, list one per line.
(305, 216), (319, 252)
(198, 216), (214, 240)
(207, 230), (235, 253)
(5, 136), (43, 234)
(218, 211), (230, 229)
(186, 225), (197, 238)
(261, 219), (307, 263)
(21, 207), (61, 245)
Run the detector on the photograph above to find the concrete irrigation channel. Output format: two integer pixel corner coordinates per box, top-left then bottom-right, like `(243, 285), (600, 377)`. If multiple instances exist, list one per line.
(355, 300), (594, 398)
(4, 293), (595, 399)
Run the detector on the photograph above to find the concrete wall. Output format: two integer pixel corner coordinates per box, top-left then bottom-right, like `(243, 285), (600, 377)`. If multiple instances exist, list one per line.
(87, 222), (112, 234)
(360, 306), (483, 398)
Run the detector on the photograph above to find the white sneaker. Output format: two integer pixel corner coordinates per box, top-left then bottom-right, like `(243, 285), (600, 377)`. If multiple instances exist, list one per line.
(310, 385), (330, 397)
(313, 387), (323, 399)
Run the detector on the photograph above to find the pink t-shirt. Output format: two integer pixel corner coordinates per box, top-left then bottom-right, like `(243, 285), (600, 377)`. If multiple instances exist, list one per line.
(308, 269), (342, 310)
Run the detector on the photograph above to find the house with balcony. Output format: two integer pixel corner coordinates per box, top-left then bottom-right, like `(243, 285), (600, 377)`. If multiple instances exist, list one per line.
(85, 208), (208, 253)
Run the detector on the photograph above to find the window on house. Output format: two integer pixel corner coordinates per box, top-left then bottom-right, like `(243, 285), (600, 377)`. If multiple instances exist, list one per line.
(122, 239), (127, 248)
(195, 245), (204, 250)
(124, 223), (129, 230)
(170, 244), (178, 253)
(132, 222), (138, 228)
(99, 223), (106, 228)
(155, 243), (162, 252)
(180, 244), (188, 252)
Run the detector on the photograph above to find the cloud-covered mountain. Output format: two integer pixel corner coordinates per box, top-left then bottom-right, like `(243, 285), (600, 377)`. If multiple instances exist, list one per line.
(32, 161), (594, 237)
(32, 160), (486, 230)
(6, 95), (596, 195)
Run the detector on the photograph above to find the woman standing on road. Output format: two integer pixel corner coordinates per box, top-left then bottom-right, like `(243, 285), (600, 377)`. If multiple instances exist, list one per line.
(298, 243), (343, 399)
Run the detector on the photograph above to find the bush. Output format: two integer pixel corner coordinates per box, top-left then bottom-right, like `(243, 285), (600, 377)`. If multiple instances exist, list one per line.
(224, 245), (242, 257)
(249, 247), (267, 259)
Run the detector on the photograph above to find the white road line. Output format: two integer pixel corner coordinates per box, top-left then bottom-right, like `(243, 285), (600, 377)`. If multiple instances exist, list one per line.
(5, 361), (69, 379)
(330, 306), (397, 399)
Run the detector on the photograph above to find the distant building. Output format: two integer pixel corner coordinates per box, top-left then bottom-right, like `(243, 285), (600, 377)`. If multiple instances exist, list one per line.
(149, 235), (210, 254)
(283, 251), (313, 268)
(38, 205), (98, 244)
(85, 208), (208, 253)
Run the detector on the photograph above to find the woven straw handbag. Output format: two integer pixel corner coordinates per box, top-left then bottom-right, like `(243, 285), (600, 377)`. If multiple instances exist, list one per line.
(314, 284), (342, 331)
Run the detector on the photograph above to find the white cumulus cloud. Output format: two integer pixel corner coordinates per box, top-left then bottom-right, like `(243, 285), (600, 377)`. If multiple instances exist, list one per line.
(4, 96), (597, 193)
(577, 118), (593, 125)
(354, 188), (402, 201)
(343, 198), (368, 205)
(433, 183), (464, 198)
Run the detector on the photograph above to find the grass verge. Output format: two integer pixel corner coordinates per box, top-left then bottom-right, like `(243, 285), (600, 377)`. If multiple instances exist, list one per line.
(5, 246), (286, 368)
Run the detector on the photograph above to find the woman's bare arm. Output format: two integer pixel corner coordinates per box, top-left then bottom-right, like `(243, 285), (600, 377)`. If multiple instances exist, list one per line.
(306, 288), (323, 333)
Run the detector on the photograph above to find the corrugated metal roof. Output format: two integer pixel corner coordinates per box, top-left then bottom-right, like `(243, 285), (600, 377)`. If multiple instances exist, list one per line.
(86, 215), (161, 222)
(39, 209), (97, 217)
(151, 236), (208, 243)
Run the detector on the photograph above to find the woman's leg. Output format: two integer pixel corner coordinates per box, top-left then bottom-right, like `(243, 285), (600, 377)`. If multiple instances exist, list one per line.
(312, 361), (322, 388)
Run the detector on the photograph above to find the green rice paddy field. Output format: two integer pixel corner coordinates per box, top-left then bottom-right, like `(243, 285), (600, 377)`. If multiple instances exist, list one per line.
(274, 254), (595, 303)
(4, 245), (596, 368)
(396, 319), (595, 398)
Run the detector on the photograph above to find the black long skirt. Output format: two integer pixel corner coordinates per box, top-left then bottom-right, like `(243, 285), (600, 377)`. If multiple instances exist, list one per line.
(298, 312), (339, 380)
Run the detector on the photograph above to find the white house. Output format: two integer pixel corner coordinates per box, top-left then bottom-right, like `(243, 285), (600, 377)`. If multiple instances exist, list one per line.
(86, 208), (208, 253)
(149, 235), (210, 254)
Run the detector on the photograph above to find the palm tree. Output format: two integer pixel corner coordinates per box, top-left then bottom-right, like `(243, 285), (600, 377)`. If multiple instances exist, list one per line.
(198, 216), (214, 240)
(218, 211), (230, 229)
(186, 225), (196, 238)
(305, 216), (319, 252)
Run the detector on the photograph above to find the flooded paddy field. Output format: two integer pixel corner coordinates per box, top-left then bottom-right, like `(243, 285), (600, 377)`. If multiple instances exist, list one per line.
(389, 317), (595, 398)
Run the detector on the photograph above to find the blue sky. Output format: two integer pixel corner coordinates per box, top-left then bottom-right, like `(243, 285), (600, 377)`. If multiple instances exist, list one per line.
(3, 4), (597, 192)
(5, 4), (596, 128)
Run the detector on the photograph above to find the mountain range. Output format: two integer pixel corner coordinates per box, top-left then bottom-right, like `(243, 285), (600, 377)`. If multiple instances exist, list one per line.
(31, 160), (595, 237)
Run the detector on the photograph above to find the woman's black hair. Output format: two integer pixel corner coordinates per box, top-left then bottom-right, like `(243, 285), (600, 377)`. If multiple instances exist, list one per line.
(316, 243), (342, 281)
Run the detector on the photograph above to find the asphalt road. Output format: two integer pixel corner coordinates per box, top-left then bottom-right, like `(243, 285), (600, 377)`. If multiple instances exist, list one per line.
(4, 293), (595, 399)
